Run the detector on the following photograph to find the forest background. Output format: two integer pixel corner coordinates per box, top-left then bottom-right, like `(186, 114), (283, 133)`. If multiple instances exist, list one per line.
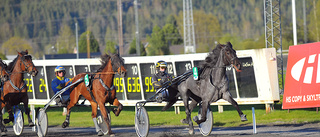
(0, 0), (319, 59)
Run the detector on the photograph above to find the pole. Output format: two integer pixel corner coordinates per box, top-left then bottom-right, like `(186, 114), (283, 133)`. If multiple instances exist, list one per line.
(252, 107), (257, 134)
(134, 0), (140, 56)
(303, 0), (307, 43)
(86, 32), (90, 58)
(313, 0), (319, 41)
(76, 23), (79, 59)
(117, 0), (124, 56)
(292, 0), (297, 45)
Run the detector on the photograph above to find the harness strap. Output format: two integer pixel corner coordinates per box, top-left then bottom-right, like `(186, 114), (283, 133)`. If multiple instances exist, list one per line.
(99, 78), (114, 100)
(9, 79), (26, 92)
(99, 79), (115, 91)
(210, 74), (228, 91)
(86, 74), (98, 103)
(86, 86), (98, 103)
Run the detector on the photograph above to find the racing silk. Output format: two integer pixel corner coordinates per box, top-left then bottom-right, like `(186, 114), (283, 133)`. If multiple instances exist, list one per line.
(51, 76), (72, 95)
(151, 71), (174, 90)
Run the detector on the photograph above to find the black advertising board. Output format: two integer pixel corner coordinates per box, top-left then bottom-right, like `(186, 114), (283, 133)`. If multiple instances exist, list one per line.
(24, 73), (33, 99)
(226, 66), (237, 98)
(140, 63), (156, 99)
(32, 66), (48, 99)
(237, 57), (258, 98)
(124, 64), (141, 100)
(75, 65), (90, 74)
(175, 61), (192, 76)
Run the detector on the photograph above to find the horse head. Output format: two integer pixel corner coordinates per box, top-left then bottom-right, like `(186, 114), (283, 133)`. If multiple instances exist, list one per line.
(110, 53), (126, 77)
(17, 50), (38, 77)
(220, 42), (241, 72)
(0, 58), (9, 82)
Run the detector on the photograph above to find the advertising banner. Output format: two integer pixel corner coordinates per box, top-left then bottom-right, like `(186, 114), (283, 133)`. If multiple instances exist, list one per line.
(283, 42), (320, 109)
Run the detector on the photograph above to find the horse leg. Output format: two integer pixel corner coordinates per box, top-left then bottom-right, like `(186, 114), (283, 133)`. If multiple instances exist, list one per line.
(181, 94), (194, 135)
(22, 95), (34, 127)
(0, 102), (7, 136)
(90, 101), (103, 136)
(181, 99), (198, 124)
(4, 102), (13, 124)
(194, 101), (209, 125)
(110, 98), (122, 117)
(62, 95), (78, 128)
(223, 93), (247, 121)
(98, 101), (113, 135)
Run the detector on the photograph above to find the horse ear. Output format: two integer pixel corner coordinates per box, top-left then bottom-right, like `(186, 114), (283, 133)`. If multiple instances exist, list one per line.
(226, 42), (233, 48)
(25, 49), (28, 54)
(17, 50), (22, 56)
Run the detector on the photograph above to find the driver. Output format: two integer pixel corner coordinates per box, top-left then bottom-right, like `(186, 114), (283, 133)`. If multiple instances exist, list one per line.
(151, 60), (174, 103)
(51, 65), (73, 106)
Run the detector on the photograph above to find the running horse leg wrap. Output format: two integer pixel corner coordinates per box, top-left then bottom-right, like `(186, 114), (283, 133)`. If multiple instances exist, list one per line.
(92, 118), (101, 132)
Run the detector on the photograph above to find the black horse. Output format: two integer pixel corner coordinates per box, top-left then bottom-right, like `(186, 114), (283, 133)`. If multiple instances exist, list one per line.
(163, 42), (247, 134)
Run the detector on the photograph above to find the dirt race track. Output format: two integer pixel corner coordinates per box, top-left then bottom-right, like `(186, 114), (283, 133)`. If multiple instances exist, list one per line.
(3, 123), (320, 137)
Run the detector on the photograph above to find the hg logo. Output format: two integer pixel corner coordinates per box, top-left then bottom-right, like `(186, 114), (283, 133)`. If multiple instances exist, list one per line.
(291, 54), (320, 84)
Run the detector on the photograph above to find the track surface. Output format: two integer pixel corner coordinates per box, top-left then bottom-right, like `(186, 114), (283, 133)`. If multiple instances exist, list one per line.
(3, 123), (320, 137)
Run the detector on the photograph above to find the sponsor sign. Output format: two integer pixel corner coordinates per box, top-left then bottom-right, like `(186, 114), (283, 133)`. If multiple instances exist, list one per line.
(283, 42), (320, 109)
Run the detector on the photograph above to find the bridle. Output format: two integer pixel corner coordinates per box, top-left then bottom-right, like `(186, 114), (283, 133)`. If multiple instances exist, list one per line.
(19, 55), (36, 74)
(221, 45), (237, 67)
(0, 63), (8, 82)
(110, 55), (125, 76)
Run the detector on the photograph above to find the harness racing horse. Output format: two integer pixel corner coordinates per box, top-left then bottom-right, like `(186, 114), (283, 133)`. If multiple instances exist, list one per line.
(166, 42), (247, 134)
(0, 58), (9, 83)
(62, 53), (126, 136)
(0, 50), (38, 135)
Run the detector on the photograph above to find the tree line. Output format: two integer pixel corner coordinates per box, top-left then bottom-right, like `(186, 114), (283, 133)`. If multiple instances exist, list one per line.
(0, 0), (319, 59)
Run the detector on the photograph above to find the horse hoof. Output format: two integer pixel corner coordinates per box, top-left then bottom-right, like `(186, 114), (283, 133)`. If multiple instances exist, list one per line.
(192, 116), (199, 123)
(1, 131), (7, 136)
(180, 119), (188, 124)
(188, 129), (194, 135)
(241, 114), (248, 122)
(3, 119), (10, 124)
(62, 122), (69, 128)
(97, 130), (104, 136)
(29, 123), (35, 127)
(108, 132), (115, 137)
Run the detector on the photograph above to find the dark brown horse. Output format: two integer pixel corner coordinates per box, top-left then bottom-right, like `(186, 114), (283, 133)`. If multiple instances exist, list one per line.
(0, 50), (38, 135)
(0, 58), (9, 83)
(61, 53), (126, 135)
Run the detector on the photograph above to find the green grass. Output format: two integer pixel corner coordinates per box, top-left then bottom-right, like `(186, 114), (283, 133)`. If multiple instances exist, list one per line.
(5, 103), (320, 128)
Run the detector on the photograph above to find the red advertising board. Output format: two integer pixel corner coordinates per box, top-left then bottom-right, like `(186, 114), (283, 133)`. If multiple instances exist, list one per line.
(283, 42), (320, 109)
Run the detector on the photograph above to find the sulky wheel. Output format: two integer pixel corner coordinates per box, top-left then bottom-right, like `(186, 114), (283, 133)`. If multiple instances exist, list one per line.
(135, 106), (149, 137)
(13, 108), (24, 136)
(36, 109), (48, 137)
(198, 107), (213, 136)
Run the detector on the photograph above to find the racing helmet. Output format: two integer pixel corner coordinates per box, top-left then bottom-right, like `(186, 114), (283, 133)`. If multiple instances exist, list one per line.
(55, 65), (66, 76)
(156, 60), (167, 69)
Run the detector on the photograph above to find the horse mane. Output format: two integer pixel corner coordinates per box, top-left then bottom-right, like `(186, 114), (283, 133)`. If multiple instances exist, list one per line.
(0, 58), (7, 68)
(200, 44), (223, 68)
(7, 51), (28, 72)
(96, 54), (111, 72)
(198, 44), (224, 79)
